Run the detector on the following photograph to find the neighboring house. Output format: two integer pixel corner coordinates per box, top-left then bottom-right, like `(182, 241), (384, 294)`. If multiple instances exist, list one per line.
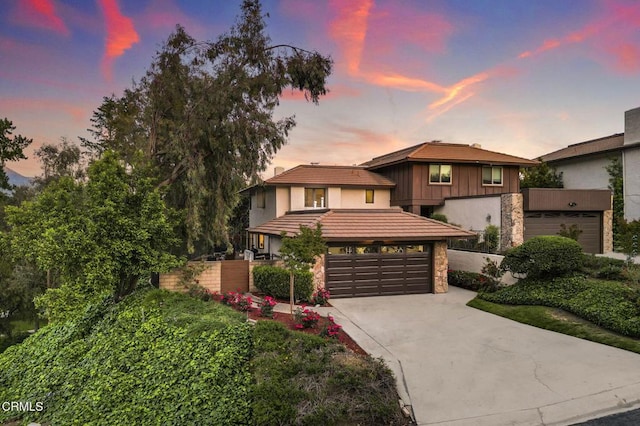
(361, 141), (539, 250)
(540, 107), (640, 222)
(243, 164), (475, 298)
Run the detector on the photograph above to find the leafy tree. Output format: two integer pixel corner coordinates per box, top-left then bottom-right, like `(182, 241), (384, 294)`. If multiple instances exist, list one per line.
(33, 137), (85, 188)
(606, 157), (624, 248)
(0, 118), (32, 191)
(81, 0), (332, 253)
(520, 161), (563, 188)
(5, 151), (182, 321)
(279, 224), (326, 312)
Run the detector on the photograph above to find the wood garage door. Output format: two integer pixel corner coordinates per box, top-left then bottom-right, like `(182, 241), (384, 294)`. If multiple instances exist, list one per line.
(325, 244), (432, 298)
(524, 212), (602, 254)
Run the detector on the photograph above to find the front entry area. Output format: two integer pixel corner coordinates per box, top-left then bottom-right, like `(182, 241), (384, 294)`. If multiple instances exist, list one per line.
(325, 243), (432, 298)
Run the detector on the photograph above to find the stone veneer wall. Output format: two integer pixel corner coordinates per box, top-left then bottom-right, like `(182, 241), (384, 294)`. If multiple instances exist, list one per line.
(603, 209), (613, 253)
(500, 193), (524, 251)
(433, 241), (448, 293)
(312, 255), (325, 291)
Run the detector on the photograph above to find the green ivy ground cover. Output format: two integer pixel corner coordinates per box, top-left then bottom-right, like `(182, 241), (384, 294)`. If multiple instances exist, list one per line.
(0, 289), (252, 425)
(478, 277), (640, 337)
(0, 289), (407, 425)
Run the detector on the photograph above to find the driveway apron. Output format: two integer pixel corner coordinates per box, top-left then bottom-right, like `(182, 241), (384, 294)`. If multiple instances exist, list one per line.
(329, 287), (640, 426)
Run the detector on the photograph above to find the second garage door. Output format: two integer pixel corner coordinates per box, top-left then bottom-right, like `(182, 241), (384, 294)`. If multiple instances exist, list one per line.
(524, 212), (602, 253)
(325, 244), (432, 298)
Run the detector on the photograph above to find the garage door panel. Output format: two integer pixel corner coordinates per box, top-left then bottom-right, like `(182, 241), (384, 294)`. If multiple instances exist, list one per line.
(326, 245), (432, 298)
(524, 212), (602, 254)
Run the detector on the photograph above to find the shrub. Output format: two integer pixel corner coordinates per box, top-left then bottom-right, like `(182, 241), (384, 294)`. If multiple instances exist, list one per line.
(221, 291), (253, 312)
(311, 288), (330, 306)
(483, 225), (499, 252)
(320, 314), (342, 338)
(429, 213), (448, 223)
(448, 270), (500, 292)
(252, 265), (313, 301)
(500, 236), (583, 279)
(259, 296), (277, 318)
(293, 307), (320, 329)
(481, 257), (504, 280)
(187, 285), (213, 301)
(251, 320), (405, 425)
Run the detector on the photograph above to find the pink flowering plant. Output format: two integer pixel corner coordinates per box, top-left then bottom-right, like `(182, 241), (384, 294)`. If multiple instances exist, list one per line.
(221, 291), (253, 312)
(293, 306), (320, 329)
(259, 296), (277, 318)
(311, 288), (330, 306)
(320, 314), (342, 339)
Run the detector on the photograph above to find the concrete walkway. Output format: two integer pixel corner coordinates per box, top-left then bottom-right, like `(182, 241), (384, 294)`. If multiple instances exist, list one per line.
(324, 287), (640, 426)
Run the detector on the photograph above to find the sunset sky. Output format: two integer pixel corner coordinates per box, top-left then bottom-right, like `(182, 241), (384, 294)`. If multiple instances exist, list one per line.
(3, 0), (640, 177)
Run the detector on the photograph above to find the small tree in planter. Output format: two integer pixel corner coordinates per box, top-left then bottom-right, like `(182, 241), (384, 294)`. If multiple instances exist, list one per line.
(279, 224), (326, 314)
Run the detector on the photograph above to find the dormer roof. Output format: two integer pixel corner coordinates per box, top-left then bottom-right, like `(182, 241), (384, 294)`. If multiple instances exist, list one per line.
(263, 165), (396, 188)
(362, 141), (539, 169)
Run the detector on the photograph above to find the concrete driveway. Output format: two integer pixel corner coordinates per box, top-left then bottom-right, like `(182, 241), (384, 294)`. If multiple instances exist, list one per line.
(329, 287), (640, 426)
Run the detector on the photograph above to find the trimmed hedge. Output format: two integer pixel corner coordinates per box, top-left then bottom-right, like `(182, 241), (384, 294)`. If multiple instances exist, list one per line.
(501, 235), (583, 278)
(479, 277), (640, 337)
(448, 270), (500, 292)
(253, 265), (314, 301)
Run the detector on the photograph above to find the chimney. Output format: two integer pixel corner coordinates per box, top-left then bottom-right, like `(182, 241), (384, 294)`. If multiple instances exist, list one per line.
(471, 143), (482, 149)
(624, 107), (640, 145)
(274, 166), (284, 176)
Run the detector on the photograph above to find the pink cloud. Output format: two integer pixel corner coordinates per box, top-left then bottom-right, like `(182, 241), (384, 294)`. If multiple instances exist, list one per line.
(280, 84), (362, 102)
(516, 0), (640, 74)
(98, 0), (140, 81)
(12, 0), (70, 36)
(328, 0), (374, 75)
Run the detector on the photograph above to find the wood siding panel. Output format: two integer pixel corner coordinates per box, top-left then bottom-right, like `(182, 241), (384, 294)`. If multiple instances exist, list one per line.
(522, 188), (612, 211)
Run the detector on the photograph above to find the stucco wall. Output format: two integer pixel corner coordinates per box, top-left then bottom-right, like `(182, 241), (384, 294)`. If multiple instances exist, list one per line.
(275, 187), (290, 218)
(328, 187), (341, 208)
(290, 186), (305, 210)
(249, 187), (277, 227)
(447, 249), (518, 285)
(341, 188), (391, 208)
(623, 147), (640, 221)
(554, 155), (615, 190)
(434, 195), (501, 231)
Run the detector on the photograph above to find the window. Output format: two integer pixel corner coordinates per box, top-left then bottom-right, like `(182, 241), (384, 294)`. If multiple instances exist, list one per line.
(258, 234), (265, 249)
(255, 188), (265, 208)
(429, 164), (452, 184)
(305, 188), (326, 208)
(482, 166), (503, 186)
(365, 189), (374, 204)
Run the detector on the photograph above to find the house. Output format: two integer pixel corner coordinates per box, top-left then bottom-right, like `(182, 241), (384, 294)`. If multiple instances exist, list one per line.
(540, 107), (640, 223)
(361, 141), (539, 250)
(243, 164), (475, 298)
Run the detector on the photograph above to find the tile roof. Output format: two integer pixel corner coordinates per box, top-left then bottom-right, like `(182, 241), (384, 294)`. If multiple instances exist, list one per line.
(362, 141), (539, 169)
(539, 134), (625, 162)
(248, 208), (477, 241)
(263, 165), (396, 187)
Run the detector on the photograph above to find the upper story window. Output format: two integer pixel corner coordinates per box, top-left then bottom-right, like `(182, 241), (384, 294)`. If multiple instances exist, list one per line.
(305, 188), (326, 208)
(429, 164), (452, 184)
(255, 188), (266, 208)
(365, 189), (375, 204)
(482, 166), (503, 186)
